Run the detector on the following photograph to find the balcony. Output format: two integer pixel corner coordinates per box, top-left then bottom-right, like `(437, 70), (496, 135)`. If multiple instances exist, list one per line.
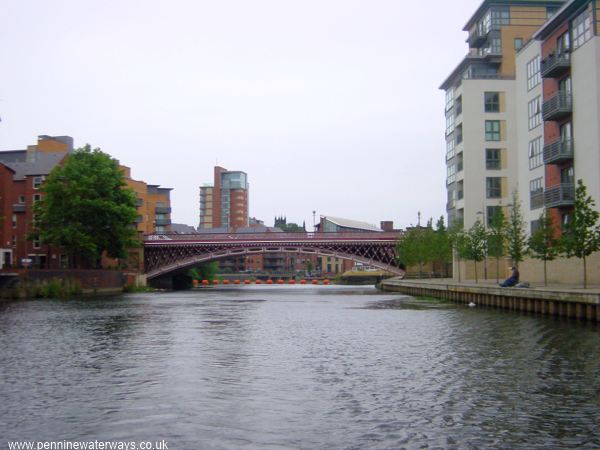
(541, 52), (570, 78)
(544, 183), (575, 208)
(155, 206), (172, 214)
(530, 192), (544, 210)
(154, 218), (171, 226)
(468, 29), (488, 47)
(542, 91), (572, 121)
(543, 138), (574, 165)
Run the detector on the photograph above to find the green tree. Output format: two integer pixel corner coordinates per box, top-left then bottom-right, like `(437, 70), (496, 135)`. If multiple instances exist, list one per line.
(560, 180), (600, 288)
(397, 218), (434, 277)
(505, 190), (527, 269)
(487, 207), (506, 281)
(35, 145), (138, 268)
(528, 211), (559, 286)
(449, 223), (466, 282)
(464, 219), (487, 283)
(188, 262), (219, 281)
(431, 216), (452, 277)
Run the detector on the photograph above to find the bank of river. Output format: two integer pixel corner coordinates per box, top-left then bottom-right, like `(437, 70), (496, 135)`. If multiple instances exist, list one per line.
(1, 285), (599, 449)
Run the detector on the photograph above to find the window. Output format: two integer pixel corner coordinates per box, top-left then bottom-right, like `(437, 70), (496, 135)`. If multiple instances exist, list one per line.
(457, 180), (464, 200)
(18, 195), (25, 204)
(530, 177), (544, 210)
(12, 214), (16, 228)
(486, 177), (502, 198)
(528, 96), (542, 130)
(484, 92), (500, 112)
(12, 235), (16, 247)
(456, 124), (463, 144)
(560, 121), (573, 142)
(32, 176), (44, 189)
(514, 38), (523, 51)
(445, 88), (454, 111)
(486, 148), (501, 170)
(456, 153), (463, 172)
(491, 9), (510, 27)
(490, 38), (502, 54)
(561, 166), (574, 184)
(528, 137), (543, 169)
(446, 114), (455, 136)
(559, 76), (572, 96)
(447, 165), (456, 185)
(455, 96), (463, 115)
(446, 139), (455, 161)
(32, 235), (41, 249)
(487, 206), (502, 227)
(571, 8), (592, 49)
(33, 194), (41, 203)
(527, 56), (541, 90)
(531, 219), (541, 234)
(485, 120), (501, 141)
(557, 32), (571, 55)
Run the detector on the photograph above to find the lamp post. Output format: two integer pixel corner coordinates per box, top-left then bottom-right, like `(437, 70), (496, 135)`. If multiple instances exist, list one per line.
(312, 210), (316, 232)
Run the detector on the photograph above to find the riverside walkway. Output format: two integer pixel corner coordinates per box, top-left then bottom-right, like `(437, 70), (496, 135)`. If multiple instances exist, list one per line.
(381, 277), (600, 322)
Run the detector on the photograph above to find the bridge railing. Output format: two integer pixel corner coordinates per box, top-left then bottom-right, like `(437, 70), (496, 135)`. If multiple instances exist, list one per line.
(144, 231), (402, 243)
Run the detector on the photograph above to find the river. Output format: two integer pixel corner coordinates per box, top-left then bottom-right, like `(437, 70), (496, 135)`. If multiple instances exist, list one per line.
(1, 285), (599, 449)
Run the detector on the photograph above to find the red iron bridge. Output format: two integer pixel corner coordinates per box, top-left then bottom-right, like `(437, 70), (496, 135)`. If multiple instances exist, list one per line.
(143, 231), (404, 279)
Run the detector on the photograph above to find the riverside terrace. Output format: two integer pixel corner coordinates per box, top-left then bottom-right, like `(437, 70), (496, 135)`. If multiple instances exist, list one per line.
(381, 278), (600, 323)
(143, 231), (404, 281)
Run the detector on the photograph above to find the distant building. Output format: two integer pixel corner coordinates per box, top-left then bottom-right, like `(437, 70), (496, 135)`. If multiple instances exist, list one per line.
(316, 215), (382, 233)
(0, 135), (172, 270)
(199, 166), (249, 230)
(171, 223), (197, 234)
(0, 135), (73, 268)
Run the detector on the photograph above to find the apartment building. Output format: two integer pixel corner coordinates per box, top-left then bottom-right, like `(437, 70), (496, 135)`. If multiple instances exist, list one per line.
(0, 135), (172, 269)
(516, 39), (547, 230)
(199, 166), (249, 230)
(533, 0), (600, 230)
(441, 0), (565, 230)
(122, 165), (172, 235)
(0, 135), (72, 269)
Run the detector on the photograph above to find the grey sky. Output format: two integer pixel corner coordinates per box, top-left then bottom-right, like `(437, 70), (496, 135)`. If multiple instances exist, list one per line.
(1, 0), (481, 230)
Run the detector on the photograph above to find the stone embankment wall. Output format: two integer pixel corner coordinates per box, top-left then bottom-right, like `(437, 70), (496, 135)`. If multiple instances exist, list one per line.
(381, 278), (600, 322)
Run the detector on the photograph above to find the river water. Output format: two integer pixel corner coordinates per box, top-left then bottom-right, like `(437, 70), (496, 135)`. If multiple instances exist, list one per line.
(1, 285), (600, 449)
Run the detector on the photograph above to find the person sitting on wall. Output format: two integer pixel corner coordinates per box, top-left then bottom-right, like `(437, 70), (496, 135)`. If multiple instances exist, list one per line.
(500, 266), (519, 287)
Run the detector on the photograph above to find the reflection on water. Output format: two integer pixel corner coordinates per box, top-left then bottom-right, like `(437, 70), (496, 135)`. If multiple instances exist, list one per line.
(1, 285), (599, 449)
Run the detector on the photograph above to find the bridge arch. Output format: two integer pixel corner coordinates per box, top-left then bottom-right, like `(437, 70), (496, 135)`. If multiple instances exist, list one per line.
(143, 232), (403, 279)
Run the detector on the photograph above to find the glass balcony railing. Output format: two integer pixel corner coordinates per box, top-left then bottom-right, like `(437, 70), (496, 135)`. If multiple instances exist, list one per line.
(542, 91), (572, 121)
(544, 183), (575, 208)
(543, 138), (574, 165)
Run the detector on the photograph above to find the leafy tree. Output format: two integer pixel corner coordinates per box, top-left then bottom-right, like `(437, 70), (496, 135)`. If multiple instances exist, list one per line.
(464, 219), (487, 283)
(449, 223), (467, 282)
(188, 262), (219, 281)
(397, 218), (434, 277)
(487, 207), (506, 281)
(505, 190), (527, 269)
(35, 145), (138, 268)
(431, 216), (452, 277)
(528, 211), (559, 286)
(560, 180), (600, 288)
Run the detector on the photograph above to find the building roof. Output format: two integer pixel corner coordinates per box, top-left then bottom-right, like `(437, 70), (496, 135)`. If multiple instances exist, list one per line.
(4, 152), (66, 180)
(533, 0), (584, 40)
(323, 216), (382, 232)
(0, 150), (27, 163)
(464, 0), (565, 30)
(171, 223), (197, 233)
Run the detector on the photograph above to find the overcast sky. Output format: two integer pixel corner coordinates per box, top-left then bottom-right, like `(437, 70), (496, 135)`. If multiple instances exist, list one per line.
(1, 0), (481, 230)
